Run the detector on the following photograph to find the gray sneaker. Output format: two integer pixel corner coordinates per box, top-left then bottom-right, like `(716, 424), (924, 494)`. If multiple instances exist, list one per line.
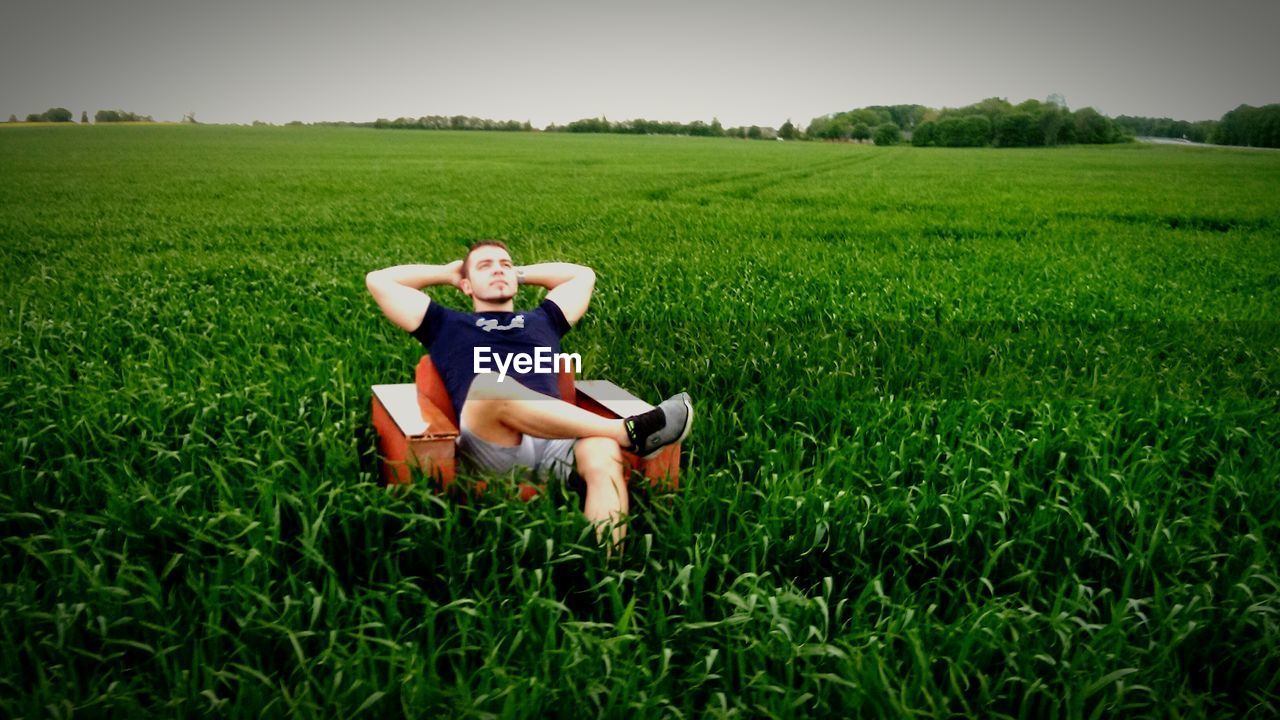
(624, 392), (693, 459)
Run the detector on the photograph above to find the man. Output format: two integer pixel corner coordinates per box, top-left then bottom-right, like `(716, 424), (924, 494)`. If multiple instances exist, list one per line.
(366, 241), (692, 545)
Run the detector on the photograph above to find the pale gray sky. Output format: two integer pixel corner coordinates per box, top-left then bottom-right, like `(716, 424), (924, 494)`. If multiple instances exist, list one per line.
(3, 0), (1276, 126)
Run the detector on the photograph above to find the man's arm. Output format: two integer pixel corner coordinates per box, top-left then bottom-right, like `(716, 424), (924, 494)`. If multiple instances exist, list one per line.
(521, 262), (596, 326)
(365, 261), (462, 332)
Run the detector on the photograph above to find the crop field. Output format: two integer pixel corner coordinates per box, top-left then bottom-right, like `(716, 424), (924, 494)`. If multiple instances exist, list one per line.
(2, 125), (1279, 717)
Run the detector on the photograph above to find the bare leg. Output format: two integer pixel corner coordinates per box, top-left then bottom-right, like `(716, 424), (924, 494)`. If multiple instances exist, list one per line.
(461, 373), (630, 447)
(575, 436), (628, 551)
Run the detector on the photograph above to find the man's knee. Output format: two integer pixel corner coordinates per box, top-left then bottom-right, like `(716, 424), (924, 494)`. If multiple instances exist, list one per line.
(575, 437), (623, 482)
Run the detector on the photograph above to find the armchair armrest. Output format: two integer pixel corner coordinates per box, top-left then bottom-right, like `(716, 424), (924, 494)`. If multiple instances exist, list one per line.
(574, 380), (682, 490)
(371, 383), (458, 486)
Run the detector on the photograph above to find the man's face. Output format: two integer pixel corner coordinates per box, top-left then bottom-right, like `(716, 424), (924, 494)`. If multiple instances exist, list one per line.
(462, 245), (516, 304)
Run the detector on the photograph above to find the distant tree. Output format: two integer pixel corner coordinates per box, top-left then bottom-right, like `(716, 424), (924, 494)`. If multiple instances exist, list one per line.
(567, 117), (611, 133)
(873, 124), (901, 146)
(934, 98), (1010, 143)
(851, 123), (871, 142)
(936, 115), (993, 146)
(81, 111), (88, 124)
(7, 114), (17, 123)
(710, 117), (724, 137)
(23, 107), (74, 122)
(843, 108), (890, 127)
(1038, 105), (1072, 145)
(912, 121), (937, 146)
(964, 115), (993, 145)
(747, 125), (762, 140)
(868, 104), (928, 131)
(994, 112), (1037, 146)
(1014, 98), (1043, 115)
(935, 116), (990, 147)
(1213, 105), (1247, 145)
(936, 117), (967, 146)
(95, 109), (153, 123)
(805, 116), (833, 139)
(25, 108), (73, 122)
(1073, 107), (1121, 144)
(779, 119), (798, 140)
(1213, 104), (1280, 148)
(688, 120), (713, 137)
(1114, 115), (1161, 138)
(972, 97), (1014, 119)
(1186, 120), (1216, 143)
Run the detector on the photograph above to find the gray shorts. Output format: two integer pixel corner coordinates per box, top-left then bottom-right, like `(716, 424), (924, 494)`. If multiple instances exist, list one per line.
(457, 421), (577, 483)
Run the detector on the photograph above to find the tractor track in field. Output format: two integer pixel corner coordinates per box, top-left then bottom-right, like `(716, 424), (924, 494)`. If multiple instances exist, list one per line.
(643, 150), (897, 204)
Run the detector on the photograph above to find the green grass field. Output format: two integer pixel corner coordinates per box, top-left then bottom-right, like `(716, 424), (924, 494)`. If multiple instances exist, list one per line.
(2, 125), (1278, 718)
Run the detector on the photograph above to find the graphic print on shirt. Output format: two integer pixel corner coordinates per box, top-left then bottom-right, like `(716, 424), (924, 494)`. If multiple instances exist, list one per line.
(476, 316), (526, 333)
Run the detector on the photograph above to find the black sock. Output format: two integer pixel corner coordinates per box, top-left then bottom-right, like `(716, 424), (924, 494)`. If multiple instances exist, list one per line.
(625, 406), (665, 449)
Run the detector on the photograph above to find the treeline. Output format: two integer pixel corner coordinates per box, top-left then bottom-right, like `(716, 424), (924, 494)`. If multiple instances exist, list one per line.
(94, 109), (154, 123)
(909, 99), (1124, 147)
(551, 117), (726, 136)
(547, 100), (1123, 148)
(17, 107), (73, 122)
(11, 100), (1278, 148)
(1114, 104), (1280, 147)
(291, 102), (1280, 149)
(372, 116), (532, 131)
(1114, 115), (1215, 143)
(795, 99), (1123, 147)
(547, 117), (799, 141)
(1214, 104), (1280, 148)
(8, 107), (154, 123)
(805, 105), (927, 142)
(808, 99), (1279, 149)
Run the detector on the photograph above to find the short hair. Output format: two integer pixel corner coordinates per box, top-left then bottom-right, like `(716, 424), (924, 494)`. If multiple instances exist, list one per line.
(461, 240), (511, 279)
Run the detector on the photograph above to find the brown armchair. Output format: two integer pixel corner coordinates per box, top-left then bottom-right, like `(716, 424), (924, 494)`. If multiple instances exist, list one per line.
(372, 357), (682, 498)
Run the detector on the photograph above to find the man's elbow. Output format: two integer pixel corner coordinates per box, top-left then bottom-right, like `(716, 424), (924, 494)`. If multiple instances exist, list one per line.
(576, 266), (597, 286)
(365, 270), (384, 294)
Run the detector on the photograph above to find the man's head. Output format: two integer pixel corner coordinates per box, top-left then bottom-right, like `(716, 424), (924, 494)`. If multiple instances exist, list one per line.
(460, 240), (517, 308)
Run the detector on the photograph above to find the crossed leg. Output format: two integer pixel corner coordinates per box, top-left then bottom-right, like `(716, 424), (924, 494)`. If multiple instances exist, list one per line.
(461, 372), (629, 446)
(460, 373), (631, 547)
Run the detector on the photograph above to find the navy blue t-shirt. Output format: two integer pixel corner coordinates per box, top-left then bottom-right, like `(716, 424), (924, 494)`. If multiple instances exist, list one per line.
(410, 298), (572, 419)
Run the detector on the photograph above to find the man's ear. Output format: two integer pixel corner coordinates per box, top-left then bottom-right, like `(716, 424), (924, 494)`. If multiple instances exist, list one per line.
(459, 278), (473, 297)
